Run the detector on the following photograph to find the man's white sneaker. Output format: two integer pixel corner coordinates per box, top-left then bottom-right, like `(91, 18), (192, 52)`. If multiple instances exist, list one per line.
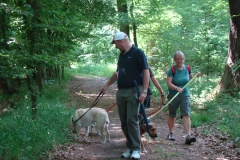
(121, 148), (132, 158)
(130, 150), (141, 159)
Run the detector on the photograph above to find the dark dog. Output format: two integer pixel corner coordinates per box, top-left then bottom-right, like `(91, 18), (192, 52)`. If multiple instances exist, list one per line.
(139, 115), (157, 153)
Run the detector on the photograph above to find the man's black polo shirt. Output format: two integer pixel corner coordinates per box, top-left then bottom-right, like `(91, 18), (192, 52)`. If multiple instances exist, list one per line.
(117, 45), (149, 88)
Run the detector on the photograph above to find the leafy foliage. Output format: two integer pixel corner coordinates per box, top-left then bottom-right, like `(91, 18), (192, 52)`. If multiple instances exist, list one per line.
(191, 84), (240, 144)
(0, 82), (73, 159)
(129, 0), (229, 75)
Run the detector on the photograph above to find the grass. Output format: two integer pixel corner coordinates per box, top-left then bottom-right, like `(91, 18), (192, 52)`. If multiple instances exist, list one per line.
(190, 80), (240, 144)
(191, 100), (240, 146)
(0, 63), (117, 160)
(68, 62), (117, 78)
(0, 62), (239, 159)
(156, 147), (182, 159)
(0, 82), (75, 159)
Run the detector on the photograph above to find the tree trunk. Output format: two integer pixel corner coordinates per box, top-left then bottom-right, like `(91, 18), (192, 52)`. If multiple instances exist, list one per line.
(24, 0), (40, 119)
(116, 0), (130, 37)
(0, 0), (17, 97)
(26, 75), (37, 120)
(36, 64), (44, 91)
(56, 65), (61, 84)
(0, 1), (10, 50)
(217, 0), (240, 96)
(146, 40), (156, 66)
(130, 0), (138, 47)
(61, 65), (64, 80)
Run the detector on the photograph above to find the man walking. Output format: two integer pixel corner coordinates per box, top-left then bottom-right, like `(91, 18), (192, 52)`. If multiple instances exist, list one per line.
(101, 31), (149, 159)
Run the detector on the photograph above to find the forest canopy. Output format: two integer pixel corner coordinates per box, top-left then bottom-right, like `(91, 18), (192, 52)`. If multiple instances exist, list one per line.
(0, 0), (235, 114)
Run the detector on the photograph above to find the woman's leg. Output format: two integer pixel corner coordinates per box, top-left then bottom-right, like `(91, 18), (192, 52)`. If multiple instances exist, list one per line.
(167, 116), (175, 133)
(182, 116), (191, 134)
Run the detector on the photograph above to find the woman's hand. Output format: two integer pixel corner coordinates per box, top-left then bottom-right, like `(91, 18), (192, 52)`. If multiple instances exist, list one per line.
(160, 90), (165, 96)
(196, 72), (201, 77)
(176, 87), (184, 93)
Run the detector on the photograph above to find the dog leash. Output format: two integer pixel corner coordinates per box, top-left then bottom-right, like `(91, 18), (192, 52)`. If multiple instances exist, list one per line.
(106, 102), (117, 112)
(72, 91), (104, 124)
(160, 95), (164, 109)
(134, 80), (153, 139)
(148, 73), (199, 119)
(140, 95), (165, 117)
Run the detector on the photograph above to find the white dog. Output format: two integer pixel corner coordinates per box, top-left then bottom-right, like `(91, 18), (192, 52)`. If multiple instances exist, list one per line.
(70, 107), (110, 144)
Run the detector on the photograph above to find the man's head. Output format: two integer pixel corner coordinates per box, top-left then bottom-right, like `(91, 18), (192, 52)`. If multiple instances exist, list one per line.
(110, 32), (129, 44)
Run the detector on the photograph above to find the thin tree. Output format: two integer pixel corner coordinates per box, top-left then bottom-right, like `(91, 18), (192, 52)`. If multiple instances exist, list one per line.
(117, 0), (129, 35)
(130, 0), (138, 47)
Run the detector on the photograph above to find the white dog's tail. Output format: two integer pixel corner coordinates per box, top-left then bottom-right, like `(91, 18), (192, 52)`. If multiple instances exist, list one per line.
(105, 115), (109, 124)
(105, 113), (110, 125)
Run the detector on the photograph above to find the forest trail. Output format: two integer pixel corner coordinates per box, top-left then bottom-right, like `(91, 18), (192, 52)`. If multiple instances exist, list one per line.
(48, 75), (239, 160)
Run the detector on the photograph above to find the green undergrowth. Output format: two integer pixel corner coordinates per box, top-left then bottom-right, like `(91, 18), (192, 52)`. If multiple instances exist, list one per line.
(0, 81), (75, 159)
(190, 84), (240, 145)
(0, 63), (117, 160)
(68, 62), (117, 78)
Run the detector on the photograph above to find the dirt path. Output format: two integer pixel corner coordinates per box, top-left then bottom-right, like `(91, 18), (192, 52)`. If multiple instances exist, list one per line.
(49, 75), (240, 160)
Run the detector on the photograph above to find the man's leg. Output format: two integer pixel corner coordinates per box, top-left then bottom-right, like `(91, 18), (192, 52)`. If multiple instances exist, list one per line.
(125, 87), (141, 151)
(116, 89), (130, 147)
